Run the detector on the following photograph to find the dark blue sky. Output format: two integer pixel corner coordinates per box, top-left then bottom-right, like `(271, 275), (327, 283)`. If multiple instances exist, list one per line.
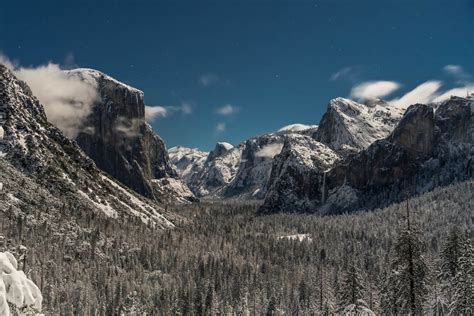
(1, 0), (473, 150)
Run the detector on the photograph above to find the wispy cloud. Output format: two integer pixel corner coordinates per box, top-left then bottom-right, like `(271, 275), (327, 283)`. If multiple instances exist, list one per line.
(330, 66), (366, 82)
(198, 73), (219, 87)
(330, 67), (354, 81)
(443, 65), (464, 76)
(216, 122), (226, 133)
(145, 106), (168, 122)
(216, 104), (238, 116)
(145, 103), (193, 123)
(350, 81), (401, 100)
(255, 143), (284, 158)
(443, 64), (471, 83)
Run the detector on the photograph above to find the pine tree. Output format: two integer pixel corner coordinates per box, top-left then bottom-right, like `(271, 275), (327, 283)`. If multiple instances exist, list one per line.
(440, 227), (464, 280)
(386, 197), (429, 315)
(449, 238), (473, 315)
(339, 262), (366, 309)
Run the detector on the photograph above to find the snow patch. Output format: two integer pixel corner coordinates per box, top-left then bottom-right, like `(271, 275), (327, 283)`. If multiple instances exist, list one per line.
(277, 234), (313, 242)
(0, 251), (43, 315)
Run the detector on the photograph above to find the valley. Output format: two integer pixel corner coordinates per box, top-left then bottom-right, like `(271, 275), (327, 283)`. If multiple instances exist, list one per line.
(0, 180), (471, 314)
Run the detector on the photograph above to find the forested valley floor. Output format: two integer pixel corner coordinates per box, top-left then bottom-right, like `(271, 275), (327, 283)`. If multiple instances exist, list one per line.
(0, 181), (472, 315)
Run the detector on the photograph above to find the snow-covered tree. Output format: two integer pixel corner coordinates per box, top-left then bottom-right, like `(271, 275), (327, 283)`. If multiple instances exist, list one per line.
(440, 227), (464, 281)
(0, 251), (43, 315)
(339, 262), (366, 309)
(449, 238), (473, 315)
(385, 200), (429, 315)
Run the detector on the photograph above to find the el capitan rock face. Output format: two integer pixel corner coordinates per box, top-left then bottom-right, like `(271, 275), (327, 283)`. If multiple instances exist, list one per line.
(65, 69), (185, 202)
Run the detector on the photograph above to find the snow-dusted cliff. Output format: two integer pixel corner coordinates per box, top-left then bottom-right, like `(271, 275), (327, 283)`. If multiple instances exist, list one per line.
(0, 63), (177, 227)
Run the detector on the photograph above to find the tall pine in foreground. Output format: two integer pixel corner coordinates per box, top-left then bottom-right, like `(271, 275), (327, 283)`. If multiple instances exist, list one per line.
(383, 197), (429, 315)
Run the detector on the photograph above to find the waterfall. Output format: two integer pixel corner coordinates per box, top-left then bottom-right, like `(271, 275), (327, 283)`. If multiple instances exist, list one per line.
(321, 171), (327, 203)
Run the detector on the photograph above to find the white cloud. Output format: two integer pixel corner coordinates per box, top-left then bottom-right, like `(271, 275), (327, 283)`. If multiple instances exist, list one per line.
(198, 73), (219, 87)
(255, 143), (284, 158)
(14, 63), (99, 138)
(145, 106), (168, 122)
(389, 81), (442, 108)
(216, 104), (238, 116)
(216, 122), (226, 133)
(350, 81), (401, 100)
(433, 84), (474, 102)
(1, 52), (99, 138)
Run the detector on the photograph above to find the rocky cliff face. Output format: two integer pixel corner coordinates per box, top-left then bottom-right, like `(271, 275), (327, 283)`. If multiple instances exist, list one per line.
(313, 98), (405, 155)
(64, 69), (194, 203)
(0, 64), (177, 228)
(261, 97), (473, 214)
(260, 134), (340, 213)
(222, 134), (285, 199)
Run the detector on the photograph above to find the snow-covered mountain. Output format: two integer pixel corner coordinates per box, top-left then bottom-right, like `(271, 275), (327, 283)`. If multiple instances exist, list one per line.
(168, 146), (209, 182)
(0, 63), (177, 227)
(185, 142), (243, 197)
(261, 96), (473, 214)
(64, 68), (195, 204)
(169, 125), (319, 200)
(312, 97), (406, 155)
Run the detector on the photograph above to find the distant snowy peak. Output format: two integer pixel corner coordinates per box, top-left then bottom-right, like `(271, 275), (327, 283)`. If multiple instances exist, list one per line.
(313, 97), (406, 154)
(207, 141), (236, 161)
(168, 146), (208, 180)
(278, 123), (318, 132)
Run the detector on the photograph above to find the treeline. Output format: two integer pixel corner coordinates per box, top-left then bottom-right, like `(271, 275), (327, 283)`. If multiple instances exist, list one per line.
(0, 181), (472, 315)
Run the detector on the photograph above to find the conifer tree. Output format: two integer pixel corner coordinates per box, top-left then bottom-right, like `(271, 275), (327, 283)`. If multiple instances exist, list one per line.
(386, 197), (429, 315)
(449, 238), (473, 315)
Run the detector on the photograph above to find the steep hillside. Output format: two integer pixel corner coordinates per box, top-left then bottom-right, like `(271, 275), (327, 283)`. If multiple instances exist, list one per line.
(0, 63), (177, 227)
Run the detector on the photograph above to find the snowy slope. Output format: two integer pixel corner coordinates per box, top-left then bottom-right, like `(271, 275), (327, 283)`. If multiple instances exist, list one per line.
(0, 63), (177, 228)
